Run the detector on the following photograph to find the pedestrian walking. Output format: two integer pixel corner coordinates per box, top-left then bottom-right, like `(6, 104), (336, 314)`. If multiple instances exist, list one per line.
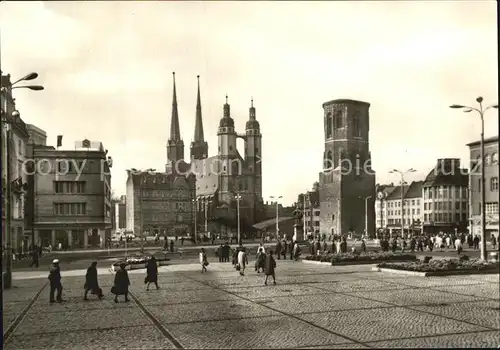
(255, 247), (265, 273)
(48, 259), (64, 303)
(217, 244), (223, 262)
(264, 250), (277, 285)
(361, 239), (367, 253)
(84, 261), (103, 300)
(237, 247), (248, 276)
(275, 240), (282, 260)
(200, 248), (208, 273)
(288, 240), (294, 260)
(282, 240), (287, 260)
(492, 235), (497, 250)
(145, 256), (160, 290)
(223, 242), (230, 262)
(30, 245), (39, 268)
(455, 237), (462, 255)
(111, 263), (130, 303)
(293, 241), (301, 261)
(473, 235), (480, 250)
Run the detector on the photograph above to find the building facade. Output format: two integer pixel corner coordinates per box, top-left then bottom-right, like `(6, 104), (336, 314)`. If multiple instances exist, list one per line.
(1, 73), (31, 253)
(383, 181), (423, 235)
(467, 136), (498, 238)
(298, 183), (320, 237)
(318, 99), (376, 237)
(422, 159), (469, 234)
(375, 184), (396, 230)
(117, 195), (126, 230)
(28, 140), (113, 248)
(126, 170), (195, 237)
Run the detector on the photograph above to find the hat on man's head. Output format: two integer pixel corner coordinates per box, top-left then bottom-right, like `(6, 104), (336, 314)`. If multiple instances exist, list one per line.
(52, 259), (59, 264)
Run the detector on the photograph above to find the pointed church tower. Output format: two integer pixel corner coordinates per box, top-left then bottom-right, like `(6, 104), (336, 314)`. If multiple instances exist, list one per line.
(167, 72), (184, 163)
(190, 75), (208, 160)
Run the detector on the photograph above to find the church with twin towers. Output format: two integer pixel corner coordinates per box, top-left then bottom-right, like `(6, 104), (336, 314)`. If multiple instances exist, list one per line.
(166, 72), (264, 229)
(127, 72), (264, 237)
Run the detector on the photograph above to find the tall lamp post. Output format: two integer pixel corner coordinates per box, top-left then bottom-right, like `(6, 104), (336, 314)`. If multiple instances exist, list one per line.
(1, 72), (43, 289)
(389, 168), (416, 238)
(192, 198), (198, 244)
(270, 195), (282, 239)
(450, 97), (498, 261)
(358, 196), (372, 238)
(130, 168), (155, 253)
(235, 193), (242, 244)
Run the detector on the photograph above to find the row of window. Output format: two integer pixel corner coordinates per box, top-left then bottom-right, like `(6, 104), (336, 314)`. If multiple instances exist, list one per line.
(305, 211), (321, 217)
(484, 203), (499, 215)
(478, 177), (499, 192)
(385, 199), (421, 208)
(423, 186), (467, 200)
(386, 218), (417, 225)
(424, 212), (467, 223)
(424, 201), (467, 211)
(304, 220), (320, 227)
(54, 203), (87, 215)
(388, 209), (421, 216)
(325, 110), (362, 138)
(54, 181), (86, 194)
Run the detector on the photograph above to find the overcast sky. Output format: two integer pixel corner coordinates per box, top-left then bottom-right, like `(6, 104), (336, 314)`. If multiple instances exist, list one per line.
(1, 1), (498, 205)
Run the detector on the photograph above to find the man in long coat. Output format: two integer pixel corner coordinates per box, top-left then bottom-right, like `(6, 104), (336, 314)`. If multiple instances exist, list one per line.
(275, 240), (282, 260)
(264, 250), (276, 285)
(84, 261), (103, 300)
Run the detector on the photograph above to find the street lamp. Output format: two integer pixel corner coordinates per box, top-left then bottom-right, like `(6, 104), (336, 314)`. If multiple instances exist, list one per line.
(192, 198), (198, 244)
(389, 168), (416, 238)
(1, 72), (43, 289)
(235, 193), (242, 244)
(130, 167), (155, 253)
(270, 195), (282, 239)
(450, 97), (498, 261)
(358, 196), (372, 238)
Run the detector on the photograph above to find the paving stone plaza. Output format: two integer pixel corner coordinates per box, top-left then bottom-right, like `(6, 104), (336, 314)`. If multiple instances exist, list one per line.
(3, 261), (500, 349)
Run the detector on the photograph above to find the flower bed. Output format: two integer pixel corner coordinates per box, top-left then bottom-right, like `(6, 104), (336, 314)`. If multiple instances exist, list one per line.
(304, 251), (417, 265)
(111, 252), (170, 271)
(377, 257), (500, 275)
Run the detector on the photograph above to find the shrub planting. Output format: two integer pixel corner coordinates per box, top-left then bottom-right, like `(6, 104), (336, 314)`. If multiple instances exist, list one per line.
(377, 257), (499, 272)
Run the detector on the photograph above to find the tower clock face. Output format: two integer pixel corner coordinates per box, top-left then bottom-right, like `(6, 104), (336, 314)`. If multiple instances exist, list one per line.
(377, 192), (385, 200)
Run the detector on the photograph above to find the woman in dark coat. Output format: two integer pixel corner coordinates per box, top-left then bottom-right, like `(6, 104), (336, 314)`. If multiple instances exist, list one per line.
(255, 247), (265, 273)
(264, 250), (276, 285)
(84, 261), (103, 300)
(112, 263), (130, 303)
(145, 256), (159, 291)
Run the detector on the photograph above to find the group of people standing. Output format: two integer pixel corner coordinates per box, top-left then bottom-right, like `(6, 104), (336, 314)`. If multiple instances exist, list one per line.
(273, 239), (301, 261)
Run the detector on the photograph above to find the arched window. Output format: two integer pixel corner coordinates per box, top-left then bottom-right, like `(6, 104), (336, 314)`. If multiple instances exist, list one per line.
(492, 153), (498, 165)
(324, 150), (333, 169)
(335, 110), (344, 128)
(326, 113), (332, 138)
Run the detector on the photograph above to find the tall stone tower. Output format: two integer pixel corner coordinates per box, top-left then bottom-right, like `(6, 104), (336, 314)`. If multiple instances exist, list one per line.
(217, 96), (239, 205)
(318, 99), (376, 237)
(167, 72), (184, 164)
(190, 75), (208, 160)
(244, 98), (262, 223)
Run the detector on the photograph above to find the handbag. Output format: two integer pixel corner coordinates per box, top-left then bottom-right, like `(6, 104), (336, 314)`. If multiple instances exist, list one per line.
(144, 277), (149, 284)
(236, 264), (241, 271)
(204, 261), (209, 266)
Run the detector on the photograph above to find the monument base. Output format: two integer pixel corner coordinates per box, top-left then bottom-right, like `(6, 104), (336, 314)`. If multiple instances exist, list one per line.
(293, 224), (304, 242)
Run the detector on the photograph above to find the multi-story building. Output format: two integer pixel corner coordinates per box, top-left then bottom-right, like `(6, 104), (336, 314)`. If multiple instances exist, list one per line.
(375, 184), (396, 230)
(117, 195), (126, 230)
(298, 183), (320, 237)
(26, 124), (47, 146)
(28, 139), (113, 248)
(384, 181), (423, 235)
(125, 170), (195, 238)
(318, 99), (376, 237)
(422, 159), (469, 234)
(1, 73), (31, 252)
(467, 136), (498, 238)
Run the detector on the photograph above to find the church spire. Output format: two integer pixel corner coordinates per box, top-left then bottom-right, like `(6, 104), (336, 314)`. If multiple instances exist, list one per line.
(167, 72), (184, 163)
(169, 72), (181, 141)
(193, 75), (205, 143)
(190, 75), (208, 160)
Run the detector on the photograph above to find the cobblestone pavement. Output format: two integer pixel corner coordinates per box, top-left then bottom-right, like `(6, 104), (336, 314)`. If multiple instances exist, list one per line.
(3, 260), (500, 349)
